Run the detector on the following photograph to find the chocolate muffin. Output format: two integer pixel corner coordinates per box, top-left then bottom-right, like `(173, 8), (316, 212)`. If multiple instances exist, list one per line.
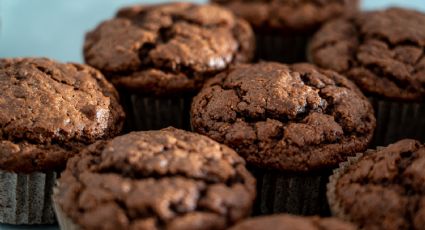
(53, 128), (256, 230)
(228, 214), (356, 230)
(309, 8), (425, 145)
(212, 0), (359, 63)
(191, 62), (375, 215)
(84, 2), (255, 131)
(0, 58), (124, 224)
(328, 139), (425, 230)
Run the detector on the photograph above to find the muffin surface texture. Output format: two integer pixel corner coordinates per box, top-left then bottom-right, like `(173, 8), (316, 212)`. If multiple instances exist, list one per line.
(0, 58), (124, 173)
(84, 2), (255, 95)
(191, 62), (375, 171)
(331, 139), (425, 230)
(55, 128), (256, 230)
(310, 8), (425, 100)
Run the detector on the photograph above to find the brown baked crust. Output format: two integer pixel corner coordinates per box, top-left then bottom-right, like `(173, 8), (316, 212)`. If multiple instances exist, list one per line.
(0, 58), (125, 173)
(55, 128), (256, 230)
(212, 0), (359, 32)
(309, 8), (425, 101)
(191, 62), (375, 172)
(334, 139), (425, 230)
(84, 3), (255, 96)
(228, 214), (356, 230)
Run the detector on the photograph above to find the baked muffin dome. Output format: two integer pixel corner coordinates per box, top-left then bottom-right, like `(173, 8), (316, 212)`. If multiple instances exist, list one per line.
(212, 0), (359, 32)
(309, 8), (425, 101)
(228, 214), (356, 230)
(54, 128), (256, 230)
(0, 58), (124, 173)
(191, 62), (375, 171)
(329, 139), (425, 230)
(84, 2), (255, 96)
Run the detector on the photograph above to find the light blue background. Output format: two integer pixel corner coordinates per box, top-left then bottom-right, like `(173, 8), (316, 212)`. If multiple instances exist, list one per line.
(0, 0), (424, 229)
(1, 0), (425, 63)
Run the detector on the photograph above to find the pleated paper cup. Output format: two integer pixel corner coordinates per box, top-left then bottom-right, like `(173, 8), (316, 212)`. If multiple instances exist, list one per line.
(52, 185), (80, 230)
(255, 33), (310, 63)
(369, 97), (425, 146)
(250, 167), (332, 216)
(121, 92), (193, 132)
(0, 170), (57, 224)
(327, 151), (374, 220)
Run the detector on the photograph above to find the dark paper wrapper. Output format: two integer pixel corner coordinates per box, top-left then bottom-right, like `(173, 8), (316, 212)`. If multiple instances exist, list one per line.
(255, 33), (310, 63)
(369, 97), (425, 146)
(249, 167), (331, 216)
(327, 153), (364, 221)
(0, 170), (57, 224)
(53, 185), (80, 230)
(121, 92), (193, 132)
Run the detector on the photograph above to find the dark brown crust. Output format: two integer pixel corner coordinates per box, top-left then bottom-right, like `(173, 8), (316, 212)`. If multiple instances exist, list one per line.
(212, 0), (359, 32)
(0, 58), (125, 173)
(334, 139), (425, 230)
(55, 128), (256, 230)
(84, 3), (255, 96)
(228, 214), (356, 230)
(191, 62), (375, 172)
(309, 8), (425, 101)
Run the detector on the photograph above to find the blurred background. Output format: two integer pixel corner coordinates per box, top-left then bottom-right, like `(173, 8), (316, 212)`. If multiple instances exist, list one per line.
(0, 0), (425, 63)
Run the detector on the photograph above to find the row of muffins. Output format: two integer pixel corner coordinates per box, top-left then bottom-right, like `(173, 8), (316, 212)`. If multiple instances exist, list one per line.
(52, 127), (361, 230)
(83, 1), (425, 145)
(0, 0), (424, 229)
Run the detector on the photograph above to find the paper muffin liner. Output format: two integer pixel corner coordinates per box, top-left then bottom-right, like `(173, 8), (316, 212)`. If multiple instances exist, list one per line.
(249, 167), (332, 216)
(0, 170), (57, 225)
(255, 33), (310, 63)
(120, 92), (193, 132)
(369, 97), (425, 146)
(52, 185), (80, 230)
(327, 150), (380, 222)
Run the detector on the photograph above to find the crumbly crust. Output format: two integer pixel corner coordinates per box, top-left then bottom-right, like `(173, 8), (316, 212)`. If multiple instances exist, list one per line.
(55, 128), (256, 230)
(334, 139), (425, 230)
(84, 3), (255, 96)
(228, 214), (356, 230)
(309, 8), (425, 101)
(212, 0), (359, 32)
(191, 62), (375, 171)
(0, 58), (124, 173)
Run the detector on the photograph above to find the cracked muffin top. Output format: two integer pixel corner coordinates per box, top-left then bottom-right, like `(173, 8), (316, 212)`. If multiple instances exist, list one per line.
(84, 2), (255, 96)
(191, 62), (375, 172)
(332, 139), (425, 230)
(309, 8), (425, 101)
(0, 58), (125, 173)
(54, 128), (256, 230)
(228, 214), (356, 230)
(211, 0), (359, 32)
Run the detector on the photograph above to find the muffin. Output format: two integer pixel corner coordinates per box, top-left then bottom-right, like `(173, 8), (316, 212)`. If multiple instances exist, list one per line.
(0, 58), (124, 224)
(228, 214), (356, 230)
(191, 62), (375, 215)
(53, 128), (256, 230)
(84, 2), (255, 131)
(328, 139), (425, 230)
(212, 0), (359, 63)
(309, 8), (425, 145)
